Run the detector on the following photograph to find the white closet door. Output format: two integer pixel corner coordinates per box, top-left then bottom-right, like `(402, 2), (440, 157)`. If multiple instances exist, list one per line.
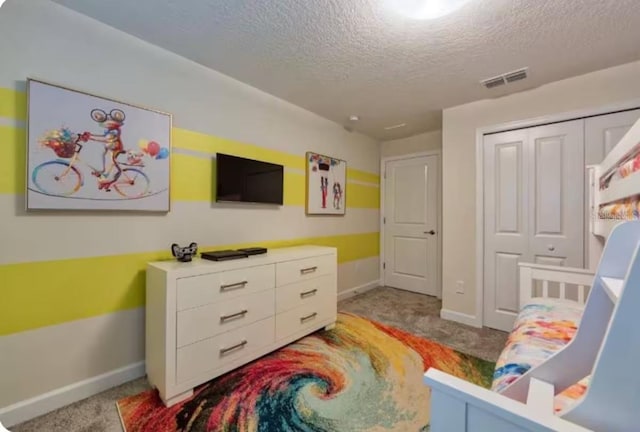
(484, 130), (529, 331)
(585, 109), (640, 269)
(585, 109), (640, 164)
(384, 155), (439, 296)
(484, 121), (585, 331)
(527, 120), (584, 270)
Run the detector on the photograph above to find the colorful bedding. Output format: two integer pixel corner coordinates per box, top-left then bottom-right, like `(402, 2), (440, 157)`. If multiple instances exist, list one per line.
(491, 298), (589, 414)
(599, 197), (640, 220)
(596, 141), (640, 220)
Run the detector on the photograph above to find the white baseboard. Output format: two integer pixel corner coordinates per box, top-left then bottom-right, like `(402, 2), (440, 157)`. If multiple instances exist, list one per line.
(440, 309), (482, 328)
(337, 280), (380, 301)
(0, 361), (145, 428)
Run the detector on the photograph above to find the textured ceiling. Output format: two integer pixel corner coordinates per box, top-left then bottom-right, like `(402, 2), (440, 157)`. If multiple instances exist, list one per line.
(51, 0), (640, 140)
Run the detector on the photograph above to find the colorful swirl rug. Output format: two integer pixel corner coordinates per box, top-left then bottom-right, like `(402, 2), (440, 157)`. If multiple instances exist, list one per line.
(117, 313), (494, 431)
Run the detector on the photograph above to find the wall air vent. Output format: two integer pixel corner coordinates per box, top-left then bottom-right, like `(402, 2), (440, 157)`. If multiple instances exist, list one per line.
(480, 67), (529, 89)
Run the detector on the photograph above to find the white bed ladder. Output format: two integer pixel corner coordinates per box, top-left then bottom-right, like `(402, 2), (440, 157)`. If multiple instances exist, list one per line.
(500, 220), (640, 431)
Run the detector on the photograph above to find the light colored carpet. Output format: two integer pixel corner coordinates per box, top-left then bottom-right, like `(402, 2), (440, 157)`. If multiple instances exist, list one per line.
(11, 287), (507, 432)
(339, 287), (507, 362)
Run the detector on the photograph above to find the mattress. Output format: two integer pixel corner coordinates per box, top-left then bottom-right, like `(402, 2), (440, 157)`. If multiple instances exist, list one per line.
(491, 297), (589, 414)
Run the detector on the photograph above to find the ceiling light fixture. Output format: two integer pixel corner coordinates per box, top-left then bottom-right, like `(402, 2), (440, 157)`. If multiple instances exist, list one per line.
(384, 0), (470, 20)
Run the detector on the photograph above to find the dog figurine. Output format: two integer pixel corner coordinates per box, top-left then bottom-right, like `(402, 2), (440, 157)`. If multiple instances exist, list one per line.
(171, 242), (198, 262)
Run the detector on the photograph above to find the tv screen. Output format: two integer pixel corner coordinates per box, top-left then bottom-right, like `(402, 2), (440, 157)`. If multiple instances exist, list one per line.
(216, 153), (284, 205)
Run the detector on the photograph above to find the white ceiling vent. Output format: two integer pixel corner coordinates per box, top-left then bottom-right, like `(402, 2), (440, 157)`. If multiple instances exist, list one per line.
(504, 68), (529, 83)
(480, 76), (506, 89)
(481, 67), (529, 89)
(384, 123), (407, 130)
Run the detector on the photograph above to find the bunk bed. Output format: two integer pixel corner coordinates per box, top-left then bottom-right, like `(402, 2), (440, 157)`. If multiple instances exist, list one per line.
(425, 117), (640, 432)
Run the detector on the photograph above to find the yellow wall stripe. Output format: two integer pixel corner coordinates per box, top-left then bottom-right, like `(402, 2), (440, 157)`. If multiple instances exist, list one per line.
(174, 128), (305, 170)
(347, 182), (380, 209)
(0, 87), (26, 121)
(0, 88), (380, 184)
(174, 129), (380, 185)
(0, 232), (379, 336)
(1, 124), (380, 207)
(0, 126), (26, 195)
(170, 152), (213, 202)
(283, 172), (306, 206)
(347, 169), (380, 185)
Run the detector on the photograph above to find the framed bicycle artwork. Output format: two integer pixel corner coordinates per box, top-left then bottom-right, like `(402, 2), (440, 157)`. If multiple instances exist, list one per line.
(26, 79), (172, 212)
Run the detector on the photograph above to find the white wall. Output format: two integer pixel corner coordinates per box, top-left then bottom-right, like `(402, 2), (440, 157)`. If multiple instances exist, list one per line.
(0, 0), (380, 422)
(381, 129), (441, 157)
(442, 60), (640, 319)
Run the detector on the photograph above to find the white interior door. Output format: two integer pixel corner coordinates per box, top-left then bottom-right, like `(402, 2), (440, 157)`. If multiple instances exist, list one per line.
(484, 120), (585, 331)
(585, 109), (640, 269)
(483, 130), (529, 331)
(383, 155), (439, 296)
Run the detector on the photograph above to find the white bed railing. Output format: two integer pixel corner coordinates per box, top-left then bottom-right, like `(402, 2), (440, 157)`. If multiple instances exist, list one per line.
(425, 262), (596, 432)
(597, 119), (640, 190)
(424, 369), (593, 432)
(519, 263), (595, 309)
(591, 118), (640, 238)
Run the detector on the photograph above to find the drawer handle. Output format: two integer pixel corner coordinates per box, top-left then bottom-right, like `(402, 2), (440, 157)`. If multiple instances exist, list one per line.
(300, 312), (318, 323)
(300, 266), (317, 275)
(219, 340), (248, 356)
(300, 289), (318, 298)
(220, 281), (248, 291)
(220, 309), (248, 323)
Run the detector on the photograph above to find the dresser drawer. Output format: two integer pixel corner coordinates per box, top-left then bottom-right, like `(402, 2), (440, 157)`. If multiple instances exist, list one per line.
(177, 289), (275, 347)
(276, 275), (335, 313)
(276, 254), (336, 287)
(176, 264), (275, 310)
(176, 317), (275, 383)
(275, 295), (336, 340)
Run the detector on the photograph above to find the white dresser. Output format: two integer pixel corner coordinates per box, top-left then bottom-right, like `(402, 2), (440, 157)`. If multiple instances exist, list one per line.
(145, 245), (338, 406)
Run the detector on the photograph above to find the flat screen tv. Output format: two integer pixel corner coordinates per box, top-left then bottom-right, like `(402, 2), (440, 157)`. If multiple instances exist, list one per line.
(216, 153), (284, 205)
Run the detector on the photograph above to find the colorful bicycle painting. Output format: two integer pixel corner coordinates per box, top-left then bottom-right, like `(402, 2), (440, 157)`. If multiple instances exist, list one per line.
(26, 79), (171, 211)
(32, 126), (150, 199)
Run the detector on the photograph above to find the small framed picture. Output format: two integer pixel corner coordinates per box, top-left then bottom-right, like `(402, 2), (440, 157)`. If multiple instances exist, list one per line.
(306, 152), (346, 215)
(26, 79), (172, 212)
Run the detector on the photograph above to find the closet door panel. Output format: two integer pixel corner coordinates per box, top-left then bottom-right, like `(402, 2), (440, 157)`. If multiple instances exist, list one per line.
(585, 109), (640, 165)
(483, 130), (529, 331)
(528, 120), (584, 269)
(534, 137), (563, 234)
(494, 253), (520, 313)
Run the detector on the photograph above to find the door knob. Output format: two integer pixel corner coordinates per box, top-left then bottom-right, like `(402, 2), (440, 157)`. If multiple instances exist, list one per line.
(548, 244), (555, 251)
(425, 230), (436, 235)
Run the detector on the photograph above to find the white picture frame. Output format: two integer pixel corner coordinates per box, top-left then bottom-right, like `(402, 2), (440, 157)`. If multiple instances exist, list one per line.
(26, 79), (172, 212)
(306, 151), (346, 215)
